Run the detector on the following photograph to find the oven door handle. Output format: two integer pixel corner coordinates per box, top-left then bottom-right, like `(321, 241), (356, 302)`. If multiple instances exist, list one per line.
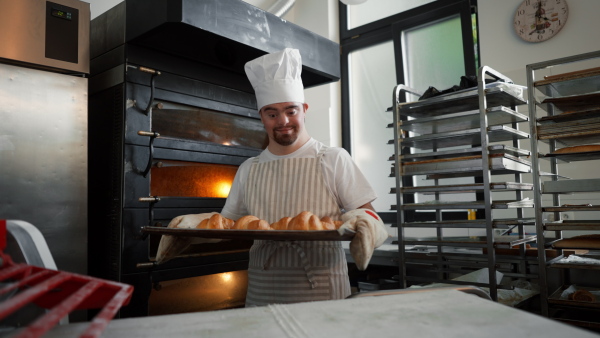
(138, 131), (160, 178)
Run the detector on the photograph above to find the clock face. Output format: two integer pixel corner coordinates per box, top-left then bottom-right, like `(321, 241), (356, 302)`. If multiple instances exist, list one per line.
(514, 0), (568, 43)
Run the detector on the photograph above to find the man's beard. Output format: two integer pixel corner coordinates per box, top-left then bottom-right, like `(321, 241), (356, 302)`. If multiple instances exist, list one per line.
(273, 126), (298, 146)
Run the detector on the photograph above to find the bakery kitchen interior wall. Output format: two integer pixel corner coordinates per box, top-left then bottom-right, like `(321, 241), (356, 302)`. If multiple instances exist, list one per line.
(87, 0), (600, 231)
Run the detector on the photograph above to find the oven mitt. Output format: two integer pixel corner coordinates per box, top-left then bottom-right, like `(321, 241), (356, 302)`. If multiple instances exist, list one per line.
(156, 212), (221, 264)
(338, 209), (389, 271)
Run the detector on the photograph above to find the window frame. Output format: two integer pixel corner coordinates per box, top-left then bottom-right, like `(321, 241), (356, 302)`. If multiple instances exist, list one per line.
(339, 0), (480, 222)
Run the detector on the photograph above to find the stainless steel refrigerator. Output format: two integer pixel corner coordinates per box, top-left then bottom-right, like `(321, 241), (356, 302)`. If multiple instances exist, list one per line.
(0, 0), (90, 277)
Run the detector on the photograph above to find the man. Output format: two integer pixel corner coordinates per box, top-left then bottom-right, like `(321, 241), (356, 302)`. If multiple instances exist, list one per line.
(219, 48), (388, 306)
(157, 48), (388, 307)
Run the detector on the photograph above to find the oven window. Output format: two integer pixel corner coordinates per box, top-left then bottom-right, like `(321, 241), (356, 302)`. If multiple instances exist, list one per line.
(152, 104), (268, 149)
(151, 161), (238, 198)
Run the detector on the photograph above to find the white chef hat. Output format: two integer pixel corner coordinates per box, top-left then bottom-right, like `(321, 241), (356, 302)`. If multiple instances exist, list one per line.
(244, 48), (305, 110)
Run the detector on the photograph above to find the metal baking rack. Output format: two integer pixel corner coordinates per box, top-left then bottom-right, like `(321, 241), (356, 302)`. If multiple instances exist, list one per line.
(527, 50), (600, 326)
(390, 67), (535, 302)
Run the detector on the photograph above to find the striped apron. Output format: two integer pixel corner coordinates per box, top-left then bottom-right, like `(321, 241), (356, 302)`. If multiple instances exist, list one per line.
(244, 146), (351, 306)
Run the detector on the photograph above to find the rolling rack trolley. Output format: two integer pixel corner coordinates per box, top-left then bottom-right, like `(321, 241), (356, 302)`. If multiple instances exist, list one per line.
(0, 219), (133, 337)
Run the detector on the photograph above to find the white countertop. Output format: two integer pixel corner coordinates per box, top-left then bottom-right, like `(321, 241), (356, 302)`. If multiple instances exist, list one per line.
(45, 288), (599, 338)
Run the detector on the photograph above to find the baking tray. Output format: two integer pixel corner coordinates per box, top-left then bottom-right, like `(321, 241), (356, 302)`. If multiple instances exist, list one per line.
(535, 67), (600, 97)
(542, 178), (600, 194)
(540, 92), (600, 113)
(398, 82), (526, 118)
(537, 117), (600, 141)
(399, 106), (528, 135)
(550, 254), (600, 270)
(140, 226), (356, 241)
(402, 234), (536, 249)
(402, 218), (535, 229)
(398, 125), (529, 150)
(395, 145), (529, 162)
(544, 205), (600, 212)
(399, 199), (534, 210)
(399, 182), (533, 194)
(537, 107), (600, 125)
(548, 285), (600, 309)
(544, 220), (600, 231)
(543, 150), (600, 162)
(400, 153), (531, 176)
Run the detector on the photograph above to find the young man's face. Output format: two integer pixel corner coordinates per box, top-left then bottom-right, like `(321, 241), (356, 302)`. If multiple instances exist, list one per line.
(259, 102), (308, 146)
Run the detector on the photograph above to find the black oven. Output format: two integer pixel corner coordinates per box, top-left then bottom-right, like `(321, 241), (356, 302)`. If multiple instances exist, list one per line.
(88, 0), (340, 318)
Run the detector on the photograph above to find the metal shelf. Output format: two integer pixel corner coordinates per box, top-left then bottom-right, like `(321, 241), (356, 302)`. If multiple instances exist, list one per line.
(399, 106), (527, 135)
(392, 66), (534, 303)
(527, 50), (600, 319)
(395, 145), (530, 162)
(399, 154), (530, 176)
(397, 125), (529, 150)
(399, 199), (534, 211)
(398, 182), (533, 194)
(398, 82), (526, 118)
(544, 220), (600, 231)
(534, 66), (600, 97)
(542, 178), (600, 194)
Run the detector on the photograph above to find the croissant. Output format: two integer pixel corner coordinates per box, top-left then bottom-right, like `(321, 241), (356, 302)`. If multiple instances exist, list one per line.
(271, 216), (292, 230)
(197, 213), (234, 229)
(279, 211), (343, 231)
(247, 219), (272, 230)
(233, 215), (260, 229)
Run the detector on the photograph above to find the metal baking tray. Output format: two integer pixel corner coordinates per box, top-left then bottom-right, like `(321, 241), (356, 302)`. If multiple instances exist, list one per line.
(545, 220), (600, 231)
(542, 178), (600, 194)
(399, 154), (531, 176)
(398, 125), (529, 150)
(397, 82), (526, 118)
(399, 106), (528, 135)
(540, 92), (600, 113)
(535, 67), (600, 97)
(551, 255), (600, 270)
(399, 182), (533, 194)
(402, 234), (536, 249)
(537, 107), (600, 125)
(140, 226), (356, 241)
(402, 218), (535, 229)
(543, 150), (600, 162)
(548, 285), (600, 309)
(540, 132), (600, 146)
(395, 145), (529, 162)
(538, 117), (600, 140)
(544, 205), (600, 212)
(399, 199), (534, 210)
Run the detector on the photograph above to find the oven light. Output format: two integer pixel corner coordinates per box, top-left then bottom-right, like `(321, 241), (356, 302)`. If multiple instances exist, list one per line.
(222, 141), (231, 146)
(216, 181), (231, 198)
(220, 272), (233, 283)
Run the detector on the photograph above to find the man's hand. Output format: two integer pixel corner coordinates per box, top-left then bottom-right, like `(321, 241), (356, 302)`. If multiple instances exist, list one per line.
(338, 209), (389, 271)
(156, 212), (220, 264)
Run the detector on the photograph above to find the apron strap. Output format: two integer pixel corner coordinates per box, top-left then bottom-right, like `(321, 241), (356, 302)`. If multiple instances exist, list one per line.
(263, 241), (318, 289)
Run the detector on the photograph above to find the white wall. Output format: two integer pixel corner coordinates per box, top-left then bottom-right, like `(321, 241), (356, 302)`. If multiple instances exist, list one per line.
(478, 0), (600, 84)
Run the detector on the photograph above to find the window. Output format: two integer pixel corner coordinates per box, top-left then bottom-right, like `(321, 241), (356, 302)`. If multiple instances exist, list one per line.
(340, 0), (479, 222)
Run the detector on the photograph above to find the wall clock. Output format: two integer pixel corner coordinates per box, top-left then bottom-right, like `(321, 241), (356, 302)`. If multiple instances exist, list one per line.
(514, 0), (569, 43)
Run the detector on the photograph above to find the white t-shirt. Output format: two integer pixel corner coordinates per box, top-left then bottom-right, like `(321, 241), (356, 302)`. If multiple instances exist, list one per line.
(221, 138), (377, 220)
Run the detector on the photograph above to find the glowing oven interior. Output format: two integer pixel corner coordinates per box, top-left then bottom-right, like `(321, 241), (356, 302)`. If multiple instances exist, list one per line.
(151, 161), (239, 198)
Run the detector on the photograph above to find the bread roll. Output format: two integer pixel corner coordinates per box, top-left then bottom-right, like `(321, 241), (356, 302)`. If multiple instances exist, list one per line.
(288, 211), (313, 230)
(233, 215), (259, 229)
(197, 213), (233, 230)
(247, 219), (272, 230)
(570, 290), (596, 302)
(320, 216), (343, 230)
(308, 214), (325, 230)
(271, 217), (292, 230)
